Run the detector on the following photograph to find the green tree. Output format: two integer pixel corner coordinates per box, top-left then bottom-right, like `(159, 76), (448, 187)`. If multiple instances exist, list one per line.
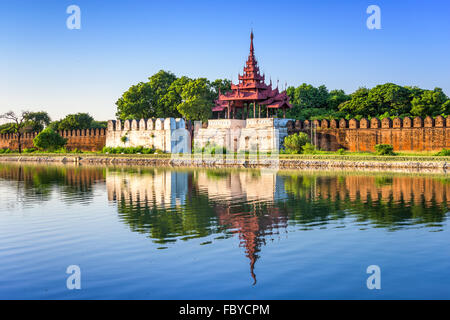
(33, 128), (67, 151)
(0, 111), (34, 153)
(367, 83), (412, 116)
(328, 89), (350, 110)
(24, 111), (51, 132)
(177, 78), (213, 121)
(210, 79), (232, 99)
(55, 113), (95, 130)
(115, 70), (179, 120)
(338, 87), (376, 117)
(160, 76), (192, 114)
(283, 132), (310, 154)
(410, 88), (449, 117)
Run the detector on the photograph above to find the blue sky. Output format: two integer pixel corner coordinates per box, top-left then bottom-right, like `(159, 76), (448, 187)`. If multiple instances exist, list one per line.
(1, 0), (449, 121)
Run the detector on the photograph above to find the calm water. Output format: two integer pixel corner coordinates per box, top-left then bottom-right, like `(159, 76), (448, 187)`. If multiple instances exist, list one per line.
(0, 163), (449, 299)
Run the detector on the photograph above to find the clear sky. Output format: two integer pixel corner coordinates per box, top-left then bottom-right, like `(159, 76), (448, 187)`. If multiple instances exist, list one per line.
(1, 0), (449, 121)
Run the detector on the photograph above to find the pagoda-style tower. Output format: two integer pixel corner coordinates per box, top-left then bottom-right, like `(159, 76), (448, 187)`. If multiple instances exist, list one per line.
(213, 31), (292, 119)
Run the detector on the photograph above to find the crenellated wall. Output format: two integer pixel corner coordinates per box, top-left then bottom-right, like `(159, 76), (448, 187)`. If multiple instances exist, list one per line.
(0, 129), (106, 151)
(1, 115), (448, 153)
(106, 118), (190, 153)
(287, 115), (450, 152)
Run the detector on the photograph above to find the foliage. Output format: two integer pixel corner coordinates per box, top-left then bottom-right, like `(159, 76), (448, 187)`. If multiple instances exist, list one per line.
(33, 128), (68, 151)
(338, 84), (449, 119)
(301, 142), (317, 154)
(193, 142), (227, 156)
(0, 110), (35, 153)
(24, 111), (51, 132)
(101, 146), (160, 154)
(177, 78), (213, 121)
(374, 144), (395, 156)
(283, 132), (310, 154)
(434, 149), (450, 156)
(116, 70), (231, 121)
(50, 113), (96, 131)
(410, 88), (449, 117)
(0, 148), (12, 154)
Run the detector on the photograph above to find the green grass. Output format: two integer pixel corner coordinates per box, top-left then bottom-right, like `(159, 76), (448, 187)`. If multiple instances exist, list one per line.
(1, 150), (449, 162)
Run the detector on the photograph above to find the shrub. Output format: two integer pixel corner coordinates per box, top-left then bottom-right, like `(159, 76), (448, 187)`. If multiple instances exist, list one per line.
(434, 149), (450, 156)
(283, 132), (310, 154)
(337, 148), (346, 155)
(374, 144), (395, 156)
(23, 148), (37, 153)
(33, 128), (67, 151)
(100, 146), (155, 154)
(302, 142), (317, 154)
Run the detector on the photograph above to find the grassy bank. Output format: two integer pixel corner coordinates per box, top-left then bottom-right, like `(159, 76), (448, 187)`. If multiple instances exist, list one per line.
(1, 151), (449, 163)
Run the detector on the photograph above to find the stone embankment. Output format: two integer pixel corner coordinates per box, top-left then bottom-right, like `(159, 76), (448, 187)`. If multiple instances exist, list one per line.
(0, 155), (448, 172)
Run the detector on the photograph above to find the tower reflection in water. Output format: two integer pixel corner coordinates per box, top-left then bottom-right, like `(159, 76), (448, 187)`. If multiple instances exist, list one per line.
(106, 167), (450, 284)
(1, 163), (448, 284)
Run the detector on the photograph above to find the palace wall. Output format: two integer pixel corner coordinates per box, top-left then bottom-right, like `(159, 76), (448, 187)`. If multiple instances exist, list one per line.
(287, 116), (450, 152)
(195, 118), (291, 152)
(0, 129), (106, 151)
(106, 118), (190, 153)
(1, 116), (448, 153)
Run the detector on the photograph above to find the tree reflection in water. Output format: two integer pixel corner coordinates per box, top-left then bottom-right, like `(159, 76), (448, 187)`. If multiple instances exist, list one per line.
(0, 163), (448, 284)
(106, 167), (450, 284)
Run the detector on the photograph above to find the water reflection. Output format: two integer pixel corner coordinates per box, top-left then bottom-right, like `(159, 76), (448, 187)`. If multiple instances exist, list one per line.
(105, 167), (449, 283)
(0, 163), (448, 284)
(0, 164), (105, 208)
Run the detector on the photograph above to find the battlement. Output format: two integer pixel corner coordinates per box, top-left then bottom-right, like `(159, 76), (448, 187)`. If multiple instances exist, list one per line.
(286, 115), (450, 131)
(0, 129), (106, 151)
(287, 116), (450, 152)
(105, 118), (189, 153)
(107, 118), (186, 132)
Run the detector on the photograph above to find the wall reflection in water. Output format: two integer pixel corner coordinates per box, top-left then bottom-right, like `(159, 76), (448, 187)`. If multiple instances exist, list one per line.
(0, 163), (449, 284)
(105, 167), (450, 283)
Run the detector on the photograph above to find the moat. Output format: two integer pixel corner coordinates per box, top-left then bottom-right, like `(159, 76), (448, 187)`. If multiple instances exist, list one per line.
(0, 163), (449, 299)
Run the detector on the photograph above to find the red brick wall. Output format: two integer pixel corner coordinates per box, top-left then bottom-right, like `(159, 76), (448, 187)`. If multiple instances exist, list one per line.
(287, 115), (450, 152)
(0, 128), (106, 151)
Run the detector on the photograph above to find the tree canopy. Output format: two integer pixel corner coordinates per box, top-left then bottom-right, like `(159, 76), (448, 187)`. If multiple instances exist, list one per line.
(49, 113), (106, 131)
(115, 70), (230, 121)
(286, 82), (449, 120)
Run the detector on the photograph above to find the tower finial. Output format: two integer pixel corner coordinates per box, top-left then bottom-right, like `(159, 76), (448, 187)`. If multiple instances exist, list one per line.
(250, 30), (254, 55)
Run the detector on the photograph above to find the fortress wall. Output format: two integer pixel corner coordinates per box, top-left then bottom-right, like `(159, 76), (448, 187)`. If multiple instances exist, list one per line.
(287, 116), (450, 152)
(0, 129), (106, 151)
(106, 118), (189, 153)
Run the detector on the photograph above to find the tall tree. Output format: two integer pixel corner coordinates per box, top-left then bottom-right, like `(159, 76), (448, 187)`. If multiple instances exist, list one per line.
(411, 87), (449, 117)
(55, 113), (95, 130)
(176, 78), (213, 121)
(115, 70), (179, 120)
(24, 111), (51, 132)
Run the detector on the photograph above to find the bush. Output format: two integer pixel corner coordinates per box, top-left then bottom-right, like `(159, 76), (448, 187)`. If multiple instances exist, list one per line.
(101, 146), (156, 154)
(434, 149), (450, 156)
(33, 128), (67, 151)
(374, 144), (395, 156)
(337, 148), (346, 155)
(283, 132), (310, 154)
(23, 148), (37, 153)
(193, 142), (226, 156)
(301, 142), (317, 154)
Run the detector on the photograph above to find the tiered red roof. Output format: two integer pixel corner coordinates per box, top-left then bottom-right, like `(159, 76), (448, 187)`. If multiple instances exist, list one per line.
(213, 31), (292, 118)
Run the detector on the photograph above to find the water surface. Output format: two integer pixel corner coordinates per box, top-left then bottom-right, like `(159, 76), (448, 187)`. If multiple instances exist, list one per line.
(0, 163), (449, 299)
